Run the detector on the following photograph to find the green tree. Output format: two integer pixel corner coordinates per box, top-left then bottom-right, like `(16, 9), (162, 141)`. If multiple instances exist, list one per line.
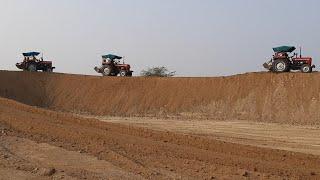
(140, 66), (176, 77)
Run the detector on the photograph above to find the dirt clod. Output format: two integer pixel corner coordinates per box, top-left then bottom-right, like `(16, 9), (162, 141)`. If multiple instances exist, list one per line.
(242, 170), (250, 177)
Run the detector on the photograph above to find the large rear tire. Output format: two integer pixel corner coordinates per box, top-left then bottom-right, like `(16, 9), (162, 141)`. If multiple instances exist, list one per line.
(301, 64), (312, 73)
(272, 60), (289, 73)
(102, 66), (112, 76)
(27, 64), (37, 72)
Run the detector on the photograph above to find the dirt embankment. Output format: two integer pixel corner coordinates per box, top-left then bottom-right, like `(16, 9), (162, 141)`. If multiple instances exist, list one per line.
(0, 97), (319, 179)
(0, 71), (320, 125)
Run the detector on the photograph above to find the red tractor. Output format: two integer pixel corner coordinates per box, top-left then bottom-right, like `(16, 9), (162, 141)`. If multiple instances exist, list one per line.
(94, 54), (133, 76)
(263, 46), (315, 73)
(16, 52), (55, 72)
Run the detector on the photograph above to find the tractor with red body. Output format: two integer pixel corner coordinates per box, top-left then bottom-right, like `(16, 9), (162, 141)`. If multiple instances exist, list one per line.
(263, 46), (315, 73)
(16, 52), (55, 72)
(94, 54), (133, 76)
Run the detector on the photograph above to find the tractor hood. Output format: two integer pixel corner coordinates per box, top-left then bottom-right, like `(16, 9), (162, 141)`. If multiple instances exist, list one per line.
(273, 46), (296, 53)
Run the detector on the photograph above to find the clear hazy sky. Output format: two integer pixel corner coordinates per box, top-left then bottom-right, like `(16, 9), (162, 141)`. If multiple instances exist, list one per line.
(1, 0), (319, 76)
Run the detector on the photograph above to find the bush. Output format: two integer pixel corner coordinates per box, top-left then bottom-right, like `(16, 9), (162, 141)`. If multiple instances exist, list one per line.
(140, 66), (176, 77)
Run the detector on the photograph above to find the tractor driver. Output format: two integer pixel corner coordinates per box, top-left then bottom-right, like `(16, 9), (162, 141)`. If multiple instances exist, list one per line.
(32, 55), (37, 62)
(109, 58), (115, 64)
(102, 58), (110, 65)
(102, 57), (115, 65)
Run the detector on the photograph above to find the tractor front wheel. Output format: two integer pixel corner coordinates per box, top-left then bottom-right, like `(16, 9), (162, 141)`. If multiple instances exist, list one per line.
(301, 64), (312, 73)
(272, 60), (289, 73)
(126, 72), (133, 77)
(27, 64), (37, 72)
(120, 70), (127, 77)
(45, 68), (53, 73)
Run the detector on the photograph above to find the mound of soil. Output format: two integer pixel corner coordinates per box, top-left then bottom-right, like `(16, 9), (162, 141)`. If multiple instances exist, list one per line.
(0, 71), (320, 125)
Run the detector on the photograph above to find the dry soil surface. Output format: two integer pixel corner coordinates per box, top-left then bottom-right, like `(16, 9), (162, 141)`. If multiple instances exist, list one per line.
(94, 116), (320, 156)
(0, 97), (320, 179)
(1, 71), (320, 179)
(1, 71), (320, 125)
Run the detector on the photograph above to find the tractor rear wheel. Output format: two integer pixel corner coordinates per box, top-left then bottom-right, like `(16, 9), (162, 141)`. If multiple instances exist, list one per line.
(301, 64), (312, 73)
(27, 64), (37, 72)
(102, 66), (112, 76)
(272, 60), (289, 73)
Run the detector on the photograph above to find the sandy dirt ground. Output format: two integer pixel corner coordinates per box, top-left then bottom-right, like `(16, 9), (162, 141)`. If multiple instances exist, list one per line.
(1, 71), (320, 179)
(2, 71), (320, 125)
(0, 136), (140, 180)
(94, 116), (320, 156)
(0, 97), (320, 179)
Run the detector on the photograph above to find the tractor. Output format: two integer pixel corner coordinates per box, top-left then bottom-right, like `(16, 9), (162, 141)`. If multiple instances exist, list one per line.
(263, 46), (315, 73)
(16, 52), (55, 72)
(94, 54), (133, 76)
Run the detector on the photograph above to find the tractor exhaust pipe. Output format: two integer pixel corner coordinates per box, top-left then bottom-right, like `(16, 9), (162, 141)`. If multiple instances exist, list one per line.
(300, 47), (302, 58)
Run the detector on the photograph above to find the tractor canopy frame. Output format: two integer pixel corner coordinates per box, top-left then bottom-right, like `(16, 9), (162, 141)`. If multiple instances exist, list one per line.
(22, 52), (41, 57)
(102, 54), (122, 60)
(272, 46), (296, 53)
